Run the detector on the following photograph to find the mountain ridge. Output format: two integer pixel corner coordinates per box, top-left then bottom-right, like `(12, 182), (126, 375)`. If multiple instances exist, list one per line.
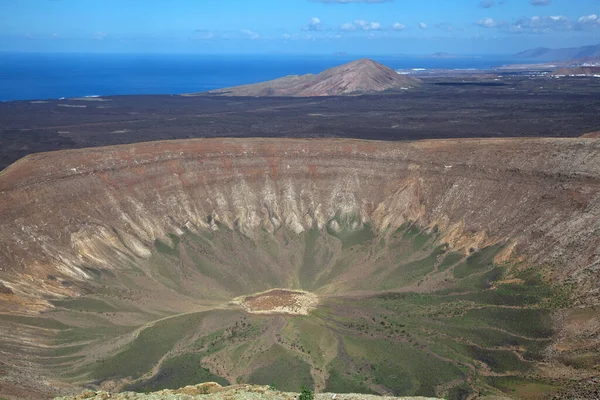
(516, 43), (600, 60)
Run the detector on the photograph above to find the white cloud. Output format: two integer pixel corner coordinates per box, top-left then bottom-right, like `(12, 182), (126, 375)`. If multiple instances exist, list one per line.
(530, 0), (551, 5)
(241, 29), (259, 39)
(340, 20), (382, 31)
(477, 17), (499, 28)
(477, 14), (598, 33)
(340, 22), (356, 31)
(579, 14), (599, 24)
(192, 29), (218, 40)
(418, 22), (427, 29)
(392, 22), (405, 31)
(305, 17), (323, 31)
(479, 0), (495, 8)
(360, 20), (381, 30)
(509, 15), (570, 33)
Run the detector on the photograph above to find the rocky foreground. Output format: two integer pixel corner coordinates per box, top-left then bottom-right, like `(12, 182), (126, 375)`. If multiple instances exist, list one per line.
(55, 383), (441, 400)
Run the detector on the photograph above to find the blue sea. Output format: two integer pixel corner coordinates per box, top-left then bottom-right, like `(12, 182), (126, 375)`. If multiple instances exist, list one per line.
(0, 52), (521, 102)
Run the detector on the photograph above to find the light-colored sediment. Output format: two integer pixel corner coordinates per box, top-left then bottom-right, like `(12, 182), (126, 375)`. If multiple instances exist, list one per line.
(232, 289), (318, 315)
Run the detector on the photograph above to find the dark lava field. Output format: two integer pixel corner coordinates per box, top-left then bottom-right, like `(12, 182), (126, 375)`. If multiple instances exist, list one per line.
(1, 75), (600, 170)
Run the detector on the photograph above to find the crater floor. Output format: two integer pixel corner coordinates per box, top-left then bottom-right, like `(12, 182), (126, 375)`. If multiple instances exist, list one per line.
(234, 289), (318, 315)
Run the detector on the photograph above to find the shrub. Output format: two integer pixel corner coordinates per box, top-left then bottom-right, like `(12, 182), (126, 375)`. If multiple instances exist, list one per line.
(299, 386), (314, 400)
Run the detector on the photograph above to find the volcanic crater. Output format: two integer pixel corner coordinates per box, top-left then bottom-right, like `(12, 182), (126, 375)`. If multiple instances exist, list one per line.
(0, 137), (599, 399)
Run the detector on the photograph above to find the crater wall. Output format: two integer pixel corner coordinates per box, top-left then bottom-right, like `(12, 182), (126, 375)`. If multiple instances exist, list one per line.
(1, 138), (599, 307)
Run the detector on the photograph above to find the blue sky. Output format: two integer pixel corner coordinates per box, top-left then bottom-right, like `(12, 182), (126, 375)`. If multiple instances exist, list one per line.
(1, 0), (599, 54)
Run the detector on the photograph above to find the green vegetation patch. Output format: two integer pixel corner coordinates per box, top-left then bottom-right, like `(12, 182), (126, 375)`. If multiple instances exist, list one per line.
(50, 297), (117, 313)
(0, 314), (70, 330)
(125, 353), (229, 392)
(327, 223), (376, 250)
(248, 344), (314, 392)
(90, 311), (210, 380)
(447, 342), (531, 373)
(324, 360), (375, 394)
(559, 351), (600, 369)
(453, 244), (503, 279)
(342, 336), (464, 397)
(300, 227), (329, 289)
(53, 321), (135, 347)
(154, 233), (181, 256)
(45, 343), (88, 358)
(382, 245), (446, 289)
(485, 376), (560, 398)
(438, 251), (464, 272)
(323, 260), (558, 396)
(454, 288), (542, 306)
(463, 307), (553, 338)
(287, 317), (336, 366)
(446, 382), (473, 400)
(441, 265), (505, 293)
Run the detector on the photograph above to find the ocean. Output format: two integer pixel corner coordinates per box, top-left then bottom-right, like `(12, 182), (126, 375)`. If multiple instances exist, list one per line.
(0, 52), (521, 102)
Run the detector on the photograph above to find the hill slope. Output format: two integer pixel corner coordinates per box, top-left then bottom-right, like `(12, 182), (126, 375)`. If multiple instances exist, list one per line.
(201, 59), (420, 96)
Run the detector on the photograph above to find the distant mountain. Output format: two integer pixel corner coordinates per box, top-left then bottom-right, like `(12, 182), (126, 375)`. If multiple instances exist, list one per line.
(516, 43), (600, 61)
(200, 58), (420, 97)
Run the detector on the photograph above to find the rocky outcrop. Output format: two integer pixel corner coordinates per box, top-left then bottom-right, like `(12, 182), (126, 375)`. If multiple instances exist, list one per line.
(1, 138), (600, 309)
(54, 383), (441, 400)
(202, 59), (420, 97)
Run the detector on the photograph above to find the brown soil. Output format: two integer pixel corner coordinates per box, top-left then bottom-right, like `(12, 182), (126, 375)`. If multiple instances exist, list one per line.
(235, 289), (318, 315)
(580, 131), (600, 138)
